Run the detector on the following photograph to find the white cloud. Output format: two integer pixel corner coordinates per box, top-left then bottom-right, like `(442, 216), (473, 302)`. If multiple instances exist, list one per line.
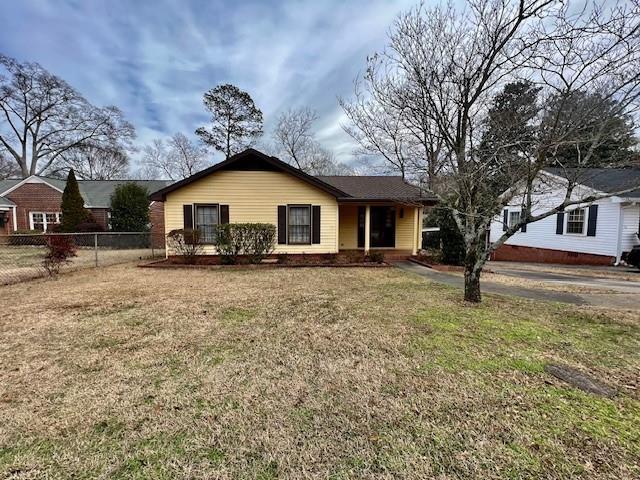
(1, 0), (415, 167)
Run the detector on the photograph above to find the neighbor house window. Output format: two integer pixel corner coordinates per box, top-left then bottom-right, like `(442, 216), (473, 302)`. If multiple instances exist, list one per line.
(566, 208), (585, 234)
(288, 205), (311, 244)
(509, 211), (521, 228)
(195, 205), (218, 243)
(30, 212), (61, 231)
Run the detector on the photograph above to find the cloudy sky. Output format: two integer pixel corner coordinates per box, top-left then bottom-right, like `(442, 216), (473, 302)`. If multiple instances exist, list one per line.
(1, 0), (416, 168)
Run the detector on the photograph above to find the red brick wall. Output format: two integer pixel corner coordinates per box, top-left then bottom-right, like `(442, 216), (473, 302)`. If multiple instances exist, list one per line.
(491, 244), (615, 266)
(6, 183), (63, 231)
(150, 202), (165, 248)
(89, 208), (110, 230)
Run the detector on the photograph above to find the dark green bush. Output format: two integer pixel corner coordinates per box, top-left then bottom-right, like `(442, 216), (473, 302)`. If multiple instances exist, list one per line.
(214, 223), (276, 264)
(627, 245), (640, 269)
(60, 169), (91, 232)
(110, 183), (150, 232)
(423, 207), (465, 265)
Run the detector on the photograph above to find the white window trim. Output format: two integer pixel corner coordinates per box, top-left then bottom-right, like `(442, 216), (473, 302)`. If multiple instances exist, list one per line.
(565, 207), (588, 236)
(287, 204), (312, 245)
(29, 212), (62, 232)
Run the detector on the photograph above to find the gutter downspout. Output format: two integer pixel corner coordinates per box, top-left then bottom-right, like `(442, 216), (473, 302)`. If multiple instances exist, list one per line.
(614, 204), (625, 265)
(12, 205), (17, 232)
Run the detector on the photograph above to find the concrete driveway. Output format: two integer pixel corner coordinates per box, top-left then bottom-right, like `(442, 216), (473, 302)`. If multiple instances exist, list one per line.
(396, 261), (640, 309)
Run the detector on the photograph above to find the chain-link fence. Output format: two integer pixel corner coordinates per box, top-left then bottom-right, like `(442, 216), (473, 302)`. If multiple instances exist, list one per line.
(0, 232), (163, 285)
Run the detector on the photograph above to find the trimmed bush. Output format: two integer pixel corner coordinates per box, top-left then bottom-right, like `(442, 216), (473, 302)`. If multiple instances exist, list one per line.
(167, 229), (203, 264)
(214, 223), (276, 264)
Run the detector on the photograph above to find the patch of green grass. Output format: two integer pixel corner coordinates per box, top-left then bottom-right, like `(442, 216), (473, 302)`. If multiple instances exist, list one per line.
(409, 298), (638, 376)
(92, 418), (126, 437)
(203, 446), (225, 465)
(219, 306), (256, 324)
(528, 386), (640, 455)
(255, 460), (279, 480)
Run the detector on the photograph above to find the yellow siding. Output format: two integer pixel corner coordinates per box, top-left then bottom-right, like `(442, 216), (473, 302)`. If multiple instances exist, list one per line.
(395, 206), (417, 251)
(337, 205), (419, 251)
(339, 205), (358, 249)
(164, 170), (338, 254)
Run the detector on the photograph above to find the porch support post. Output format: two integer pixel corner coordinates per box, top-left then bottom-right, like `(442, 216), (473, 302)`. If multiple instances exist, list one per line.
(335, 205), (340, 253)
(364, 205), (371, 253)
(412, 206), (419, 256)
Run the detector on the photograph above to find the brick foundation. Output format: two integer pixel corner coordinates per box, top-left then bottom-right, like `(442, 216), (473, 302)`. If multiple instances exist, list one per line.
(491, 244), (615, 266)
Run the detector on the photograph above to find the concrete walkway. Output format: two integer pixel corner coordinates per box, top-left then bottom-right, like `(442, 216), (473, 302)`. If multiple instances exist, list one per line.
(395, 261), (640, 309)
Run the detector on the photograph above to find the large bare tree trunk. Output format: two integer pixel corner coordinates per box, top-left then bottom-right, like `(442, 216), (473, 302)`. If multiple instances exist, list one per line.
(463, 243), (482, 303)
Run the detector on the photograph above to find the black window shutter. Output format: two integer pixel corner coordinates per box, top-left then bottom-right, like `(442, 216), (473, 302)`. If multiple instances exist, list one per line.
(520, 209), (527, 233)
(312, 205), (321, 244)
(277, 205), (287, 244)
(183, 205), (193, 229)
(587, 204), (598, 237)
(556, 212), (564, 235)
(502, 209), (508, 231)
(220, 205), (229, 224)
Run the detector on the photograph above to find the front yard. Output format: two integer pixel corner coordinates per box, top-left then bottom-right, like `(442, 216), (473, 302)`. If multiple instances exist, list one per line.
(0, 266), (638, 478)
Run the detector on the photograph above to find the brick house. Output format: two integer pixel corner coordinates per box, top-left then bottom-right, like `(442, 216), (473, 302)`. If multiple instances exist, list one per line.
(0, 176), (170, 245)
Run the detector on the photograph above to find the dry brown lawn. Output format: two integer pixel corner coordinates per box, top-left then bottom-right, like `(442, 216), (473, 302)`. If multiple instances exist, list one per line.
(1, 265), (639, 479)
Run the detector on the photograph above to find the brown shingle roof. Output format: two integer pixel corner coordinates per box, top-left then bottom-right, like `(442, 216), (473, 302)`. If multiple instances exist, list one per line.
(149, 149), (437, 203)
(318, 176), (436, 202)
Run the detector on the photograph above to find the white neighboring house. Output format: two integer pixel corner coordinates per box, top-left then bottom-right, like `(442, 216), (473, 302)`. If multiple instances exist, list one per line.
(489, 168), (640, 265)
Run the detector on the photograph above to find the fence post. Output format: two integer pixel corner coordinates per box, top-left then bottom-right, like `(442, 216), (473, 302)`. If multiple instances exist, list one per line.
(94, 233), (98, 267)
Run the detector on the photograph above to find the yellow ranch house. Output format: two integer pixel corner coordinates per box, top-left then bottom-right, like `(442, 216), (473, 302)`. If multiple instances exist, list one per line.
(150, 149), (436, 258)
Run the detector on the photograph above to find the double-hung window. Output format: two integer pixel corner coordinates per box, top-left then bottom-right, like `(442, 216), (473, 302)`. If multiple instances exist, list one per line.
(288, 205), (311, 244)
(195, 205), (218, 243)
(566, 208), (585, 234)
(30, 212), (61, 231)
(509, 211), (521, 228)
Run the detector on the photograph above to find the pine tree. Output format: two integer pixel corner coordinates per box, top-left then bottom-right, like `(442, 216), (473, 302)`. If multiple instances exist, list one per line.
(60, 169), (90, 232)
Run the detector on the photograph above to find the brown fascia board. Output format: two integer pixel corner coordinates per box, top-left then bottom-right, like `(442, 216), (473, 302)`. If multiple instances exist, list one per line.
(337, 197), (438, 205)
(149, 148), (349, 201)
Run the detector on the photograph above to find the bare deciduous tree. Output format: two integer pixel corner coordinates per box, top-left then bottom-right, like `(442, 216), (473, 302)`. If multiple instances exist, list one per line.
(140, 133), (209, 180)
(0, 55), (135, 178)
(273, 107), (354, 175)
(49, 143), (130, 180)
(0, 151), (18, 179)
(346, 0), (640, 302)
(339, 65), (446, 184)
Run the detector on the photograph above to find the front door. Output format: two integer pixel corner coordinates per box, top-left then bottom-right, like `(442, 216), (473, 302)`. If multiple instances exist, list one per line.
(370, 206), (396, 248)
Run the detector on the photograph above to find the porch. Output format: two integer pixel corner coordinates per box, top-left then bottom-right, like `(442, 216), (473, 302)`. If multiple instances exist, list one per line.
(337, 203), (423, 257)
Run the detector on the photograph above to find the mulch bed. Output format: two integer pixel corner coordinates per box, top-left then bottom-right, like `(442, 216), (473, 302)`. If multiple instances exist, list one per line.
(408, 256), (496, 274)
(139, 259), (391, 270)
(409, 256), (465, 272)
